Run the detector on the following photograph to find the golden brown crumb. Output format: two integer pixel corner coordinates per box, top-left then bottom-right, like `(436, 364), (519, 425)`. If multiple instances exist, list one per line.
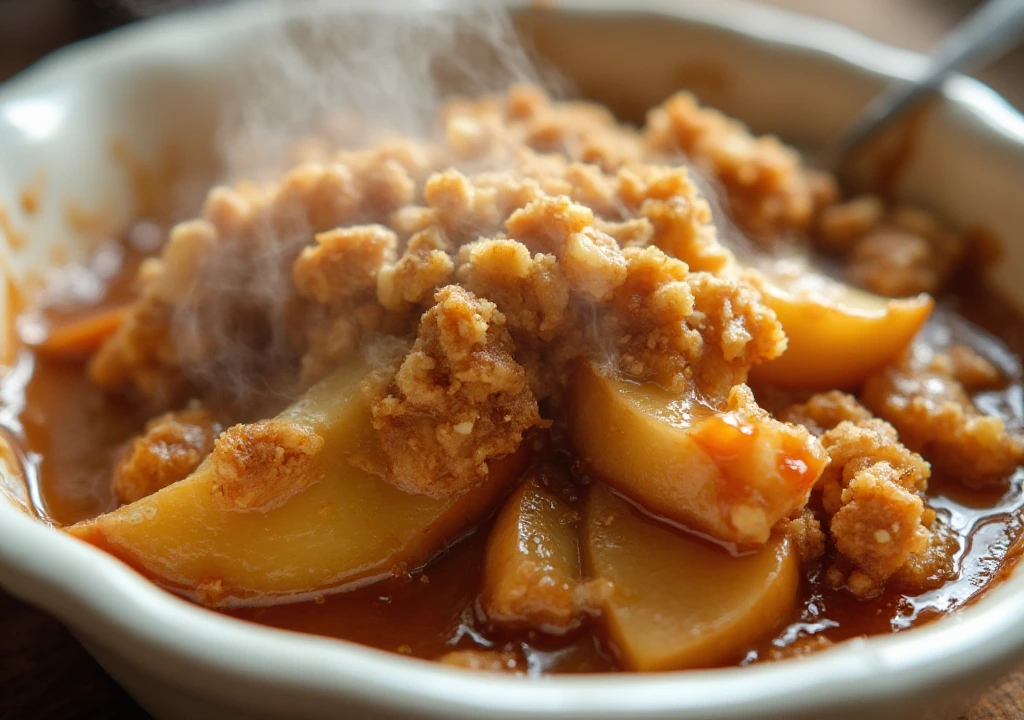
(846, 229), (937, 298)
(645, 91), (834, 242)
(113, 407), (220, 505)
(819, 419), (931, 510)
(787, 390), (949, 594)
(686, 271), (787, 372)
(209, 419), (325, 512)
(290, 224), (399, 382)
(594, 217), (654, 247)
(377, 226), (455, 312)
(863, 362), (1024, 487)
(817, 195), (885, 254)
(505, 194), (596, 257)
(293, 225), (397, 305)
(829, 460), (929, 582)
(775, 509), (827, 565)
(593, 245), (786, 396)
(455, 238), (572, 340)
(891, 520), (957, 591)
(815, 198), (965, 297)
(437, 649), (524, 673)
(598, 246), (698, 387)
(366, 286), (542, 498)
(779, 391), (873, 437)
(948, 345), (1002, 391)
(786, 391), (946, 594)
(617, 164), (731, 272)
(88, 157), (409, 404)
(816, 418), (932, 589)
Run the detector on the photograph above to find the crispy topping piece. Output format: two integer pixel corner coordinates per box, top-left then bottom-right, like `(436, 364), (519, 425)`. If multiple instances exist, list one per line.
(209, 419), (325, 512)
(818, 198), (965, 297)
(645, 91), (834, 242)
(366, 286), (542, 498)
(863, 359), (1024, 487)
(783, 392), (948, 596)
(113, 406), (221, 505)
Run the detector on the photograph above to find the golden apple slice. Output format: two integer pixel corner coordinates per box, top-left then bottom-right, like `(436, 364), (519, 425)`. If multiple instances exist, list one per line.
(749, 269), (932, 390)
(584, 484), (799, 671)
(481, 474), (583, 633)
(67, 360), (527, 605)
(566, 360), (825, 544)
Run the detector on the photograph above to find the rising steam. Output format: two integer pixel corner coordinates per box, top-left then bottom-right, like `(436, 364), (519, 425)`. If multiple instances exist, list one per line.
(138, 0), (554, 407)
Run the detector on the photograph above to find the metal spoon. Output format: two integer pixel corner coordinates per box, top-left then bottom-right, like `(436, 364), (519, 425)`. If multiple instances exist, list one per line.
(824, 0), (1024, 172)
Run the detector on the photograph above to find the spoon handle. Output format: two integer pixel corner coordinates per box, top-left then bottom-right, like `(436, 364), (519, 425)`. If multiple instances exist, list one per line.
(830, 0), (1024, 165)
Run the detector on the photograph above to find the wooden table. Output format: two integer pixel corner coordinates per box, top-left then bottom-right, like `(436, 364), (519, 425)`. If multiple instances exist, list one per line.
(3, 1), (1024, 718)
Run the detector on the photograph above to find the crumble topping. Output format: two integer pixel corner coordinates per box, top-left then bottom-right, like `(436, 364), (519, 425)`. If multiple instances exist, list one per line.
(818, 198), (966, 297)
(82, 84), (1019, 609)
(364, 285), (541, 498)
(782, 393), (943, 596)
(113, 406), (221, 504)
(863, 354), (1024, 487)
(645, 91), (836, 242)
(209, 419), (325, 512)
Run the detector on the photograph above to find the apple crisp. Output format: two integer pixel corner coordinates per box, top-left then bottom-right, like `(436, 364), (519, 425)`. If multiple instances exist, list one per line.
(11, 83), (1022, 674)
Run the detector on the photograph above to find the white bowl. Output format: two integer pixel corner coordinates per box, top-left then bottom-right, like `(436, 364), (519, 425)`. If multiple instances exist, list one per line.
(3, 2), (1024, 718)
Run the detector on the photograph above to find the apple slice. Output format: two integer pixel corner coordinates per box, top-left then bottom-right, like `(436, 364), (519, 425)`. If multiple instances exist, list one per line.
(749, 269), (932, 390)
(67, 360), (527, 606)
(584, 484), (799, 671)
(481, 474), (583, 634)
(566, 360), (825, 544)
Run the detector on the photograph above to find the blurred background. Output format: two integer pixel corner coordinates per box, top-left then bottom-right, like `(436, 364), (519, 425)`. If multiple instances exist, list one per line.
(0, 0), (1022, 109)
(1, 0), (1022, 110)
(0, 0), (1022, 718)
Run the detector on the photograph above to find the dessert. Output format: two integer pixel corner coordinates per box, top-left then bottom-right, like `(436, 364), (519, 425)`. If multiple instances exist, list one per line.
(4, 85), (1022, 672)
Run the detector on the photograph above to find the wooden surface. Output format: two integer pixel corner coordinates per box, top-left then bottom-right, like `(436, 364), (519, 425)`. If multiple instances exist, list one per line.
(2, 1), (1024, 719)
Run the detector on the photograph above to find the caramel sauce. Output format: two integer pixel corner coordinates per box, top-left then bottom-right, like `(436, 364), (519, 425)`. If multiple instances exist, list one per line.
(2, 235), (1024, 672)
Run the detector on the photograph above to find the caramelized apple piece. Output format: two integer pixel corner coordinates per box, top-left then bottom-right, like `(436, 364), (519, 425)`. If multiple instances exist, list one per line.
(34, 306), (128, 360)
(749, 270), (932, 390)
(566, 360), (825, 544)
(481, 474), (583, 633)
(67, 360), (526, 605)
(584, 484), (799, 671)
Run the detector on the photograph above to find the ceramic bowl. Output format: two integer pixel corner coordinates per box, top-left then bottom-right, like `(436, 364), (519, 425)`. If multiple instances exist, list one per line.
(2, 1), (1024, 718)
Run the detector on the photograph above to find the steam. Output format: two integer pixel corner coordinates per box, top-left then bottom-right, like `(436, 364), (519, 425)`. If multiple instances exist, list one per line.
(111, 0), (758, 411)
(144, 0), (553, 407)
(217, 0), (549, 178)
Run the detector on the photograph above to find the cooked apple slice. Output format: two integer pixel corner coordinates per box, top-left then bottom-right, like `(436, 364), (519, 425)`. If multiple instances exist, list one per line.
(32, 306), (129, 360)
(749, 269), (932, 390)
(584, 484), (799, 671)
(481, 473), (583, 633)
(67, 360), (527, 605)
(566, 360), (825, 544)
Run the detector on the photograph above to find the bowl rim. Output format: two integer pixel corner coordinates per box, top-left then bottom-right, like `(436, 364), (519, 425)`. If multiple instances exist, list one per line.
(3, 1), (1024, 717)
